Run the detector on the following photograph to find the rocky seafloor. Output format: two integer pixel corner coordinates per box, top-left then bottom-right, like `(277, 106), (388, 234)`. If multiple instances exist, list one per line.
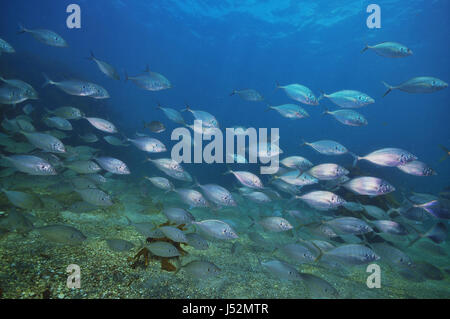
(0, 178), (449, 299)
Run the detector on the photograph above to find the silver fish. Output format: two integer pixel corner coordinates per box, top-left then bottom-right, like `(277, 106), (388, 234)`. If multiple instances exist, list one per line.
(277, 170), (318, 186)
(84, 117), (117, 133)
(45, 106), (84, 120)
(145, 176), (174, 191)
(106, 239), (134, 252)
(307, 163), (349, 181)
(20, 131), (66, 153)
(103, 135), (128, 146)
(362, 42), (412, 58)
(195, 182), (236, 207)
(371, 220), (408, 236)
(63, 160), (101, 174)
(397, 160), (436, 176)
(75, 188), (113, 207)
(177, 260), (220, 279)
(185, 233), (209, 250)
(19, 24), (68, 47)
(0, 37), (15, 54)
(43, 116), (72, 131)
(323, 109), (367, 126)
(250, 216), (293, 232)
(163, 207), (195, 225)
(126, 66), (171, 91)
(0, 77), (38, 100)
(276, 83), (319, 105)
(79, 133), (99, 143)
(0, 85), (29, 105)
(325, 217), (373, 235)
(280, 156), (313, 171)
(323, 244), (380, 265)
(343, 176), (395, 196)
(244, 191), (271, 204)
(156, 105), (185, 125)
(159, 226), (187, 243)
(353, 148), (417, 167)
(267, 104), (309, 119)
(42, 74), (101, 97)
(192, 219), (238, 240)
(88, 51), (120, 80)
(261, 259), (303, 281)
(35, 225), (86, 245)
(382, 77), (448, 96)
(230, 89), (263, 101)
(225, 169), (263, 189)
(146, 241), (180, 257)
(1, 189), (40, 209)
(94, 157), (130, 175)
(297, 191), (346, 211)
(319, 90), (375, 108)
(173, 188), (208, 208)
(302, 139), (348, 155)
(182, 105), (219, 128)
(301, 273), (339, 298)
(127, 136), (166, 153)
(1, 154), (56, 175)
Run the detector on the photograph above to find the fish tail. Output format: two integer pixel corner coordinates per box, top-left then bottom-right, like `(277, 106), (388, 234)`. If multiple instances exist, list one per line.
(41, 73), (54, 88)
(248, 215), (255, 228)
(142, 156), (152, 164)
(407, 235), (422, 248)
(124, 70), (128, 81)
(439, 145), (449, 162)
(361, 45), (369, 53)
(381, 81), (394, 97)
(265, 104), (272, 112)
(349, 152), (360, 167)
(124, 216), (133, 226)
(299, 138), (307, 147)
(310, 241), (324, 263)
(275, 81), (281, 89)
(322, 107), (330, 116)
(85, 50), (95, 61)
(318, 90), (326, 101)
(17, 23), (27, 34)
(229, 90), (236, 96)
(223, 166), (233, 175)
(181, 104), (191, 112)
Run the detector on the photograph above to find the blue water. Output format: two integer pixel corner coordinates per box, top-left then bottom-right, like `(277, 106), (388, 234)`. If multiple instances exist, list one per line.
(1, 0), (449, 191)
(0, 0), (449, 299)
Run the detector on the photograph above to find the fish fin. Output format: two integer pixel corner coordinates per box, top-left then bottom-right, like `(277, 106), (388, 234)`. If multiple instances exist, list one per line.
(299, 138), (307, 147)
(17, 23), (27, 34)
(407, 235), (422, 248)
(222, 166), (233, 175)
(41, 73), (53, 88)
(349, 152), (360, 167)
(439, 145), (449, 161)
(318, 91), (326, 101)
(310, 241), (324, 262)
(381, 81), (394, 97)
(248, 215), (255, 228)
(181, 104), (190, 112)
(361, 45), (369, 53)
